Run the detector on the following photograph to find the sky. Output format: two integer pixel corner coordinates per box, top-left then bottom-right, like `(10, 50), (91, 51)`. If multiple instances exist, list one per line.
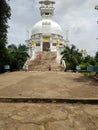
(7, 0), (98, 56)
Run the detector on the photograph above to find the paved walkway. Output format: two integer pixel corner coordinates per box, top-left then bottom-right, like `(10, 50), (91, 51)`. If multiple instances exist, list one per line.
(0, 103), (98, 130)
(0, 71), (98, 130)
(0, 71), (98, 99)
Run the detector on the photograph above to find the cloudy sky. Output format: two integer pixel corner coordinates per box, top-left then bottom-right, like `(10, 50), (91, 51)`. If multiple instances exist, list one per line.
(7, 0), (98, 56)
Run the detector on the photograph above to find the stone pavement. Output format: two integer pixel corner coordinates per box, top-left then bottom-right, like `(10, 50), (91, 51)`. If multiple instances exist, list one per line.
(0, 71), (98, 130)
(0, 71), (98, 99)
(0, 103), (98, 130)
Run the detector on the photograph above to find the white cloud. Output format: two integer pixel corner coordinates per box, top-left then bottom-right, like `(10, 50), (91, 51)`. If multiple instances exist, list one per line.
(7, 0), (98, 56)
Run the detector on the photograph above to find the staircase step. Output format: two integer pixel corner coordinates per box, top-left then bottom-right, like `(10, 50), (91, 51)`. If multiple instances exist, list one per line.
(28, 51), (64, 71)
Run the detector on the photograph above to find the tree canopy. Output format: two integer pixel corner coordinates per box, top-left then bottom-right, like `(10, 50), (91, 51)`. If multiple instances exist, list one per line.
(0, 0), (11, 45)
(61, 45), (82, 70)
(0, 0), (11, 72)
(95, 52), (98, 63)
(7, 44), (29, 71)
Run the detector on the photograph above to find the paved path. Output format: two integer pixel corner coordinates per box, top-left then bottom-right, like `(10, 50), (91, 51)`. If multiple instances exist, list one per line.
(0, 71), (98, 130)
(0, 71), (98, 99)
(0, 103), (98, 130)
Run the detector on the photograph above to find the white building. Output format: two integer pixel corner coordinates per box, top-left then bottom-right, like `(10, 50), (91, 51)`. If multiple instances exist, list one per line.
(26, 0), (69, 62)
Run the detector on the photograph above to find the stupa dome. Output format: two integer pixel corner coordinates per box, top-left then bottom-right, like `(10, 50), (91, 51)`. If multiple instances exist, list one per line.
(32, 19), (62, 36)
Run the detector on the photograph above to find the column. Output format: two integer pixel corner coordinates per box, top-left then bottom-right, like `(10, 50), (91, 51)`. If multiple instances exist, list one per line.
(31, 46), (35, 60)
(40, 36), (43, 51)
(50, 37), (52, 51)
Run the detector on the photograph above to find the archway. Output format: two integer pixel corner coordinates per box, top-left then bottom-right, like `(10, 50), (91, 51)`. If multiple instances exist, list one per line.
(43, 42), (50, 51)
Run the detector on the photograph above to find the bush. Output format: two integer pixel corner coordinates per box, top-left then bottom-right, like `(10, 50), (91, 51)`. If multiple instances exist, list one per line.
(79, 62), (90, 70)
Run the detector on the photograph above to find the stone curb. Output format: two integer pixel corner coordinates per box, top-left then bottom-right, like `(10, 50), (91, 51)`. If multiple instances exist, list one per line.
(0, 97), (98, 104)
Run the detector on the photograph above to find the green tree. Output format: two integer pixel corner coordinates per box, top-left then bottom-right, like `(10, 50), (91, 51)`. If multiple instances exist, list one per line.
(61, 45), (82, 70)
(8, 44), (29, 70)
(80, 55), (97, 70)
(82, 55), (96, 65)
(0, 0), (11, 72)
(95, 52), (98, 63)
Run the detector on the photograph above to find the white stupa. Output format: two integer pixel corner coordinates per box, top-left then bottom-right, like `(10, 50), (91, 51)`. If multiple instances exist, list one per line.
(26, 0), (69, 61)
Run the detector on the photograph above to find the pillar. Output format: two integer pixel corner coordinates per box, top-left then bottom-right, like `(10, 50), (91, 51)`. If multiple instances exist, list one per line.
(40, 36), (43, 51)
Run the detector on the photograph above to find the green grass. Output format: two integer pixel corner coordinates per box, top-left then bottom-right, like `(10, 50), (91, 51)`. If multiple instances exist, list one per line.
(81, 71), (96, 77)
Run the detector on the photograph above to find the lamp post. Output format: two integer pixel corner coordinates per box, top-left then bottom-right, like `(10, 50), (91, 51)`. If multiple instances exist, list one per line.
(95, 5), (98, 24)
(95, 6), (98, 51)
(96, 38), (98, 51)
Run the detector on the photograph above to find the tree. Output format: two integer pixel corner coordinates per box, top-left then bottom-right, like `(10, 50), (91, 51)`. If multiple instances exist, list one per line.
(79, 54), (97, 70)
(83, 55), (96, 65)
(8, 44), (29, 70)
(0, 0), (11, 72)
(61, 45), (82, 70)
(95, 52), (98, 63)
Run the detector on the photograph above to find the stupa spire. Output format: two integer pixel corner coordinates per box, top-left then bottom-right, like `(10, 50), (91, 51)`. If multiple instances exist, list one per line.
(39, 0), (55, 19)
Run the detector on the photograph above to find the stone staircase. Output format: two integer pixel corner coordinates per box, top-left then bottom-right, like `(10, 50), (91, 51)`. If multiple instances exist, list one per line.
(28, 52), (64, 71)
